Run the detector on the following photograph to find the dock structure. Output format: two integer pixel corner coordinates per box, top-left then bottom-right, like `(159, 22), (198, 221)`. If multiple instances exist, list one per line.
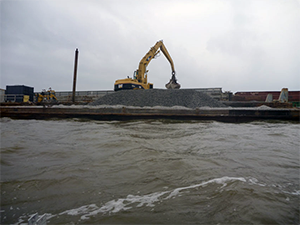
(0, 106), (299, 123)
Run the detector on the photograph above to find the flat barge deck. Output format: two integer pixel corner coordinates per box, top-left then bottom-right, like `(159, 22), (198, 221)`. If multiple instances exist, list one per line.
(1, 106), (299, 122)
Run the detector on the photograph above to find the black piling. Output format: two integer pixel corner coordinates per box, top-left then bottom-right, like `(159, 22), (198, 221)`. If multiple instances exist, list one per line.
(72, 48), (79, 103)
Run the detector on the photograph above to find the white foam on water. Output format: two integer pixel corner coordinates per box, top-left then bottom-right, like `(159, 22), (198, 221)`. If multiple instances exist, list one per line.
(282, 190), (300, 196)
(59, 190), (170, 220)
(278, 186), (300, 196)
(58, 176), (246, 220)
(248, 177), (267, 187)
(291, 190), (300, 195)
(166, 176), (246, 199)
(59, 204), (98, 216)
(19, 176), (297, 223)
(15, 213), (54, 225)
(247, 177), (300, 196)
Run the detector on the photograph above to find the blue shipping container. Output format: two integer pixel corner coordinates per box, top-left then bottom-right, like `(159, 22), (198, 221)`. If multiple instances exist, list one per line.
(5, 85), (34, 101)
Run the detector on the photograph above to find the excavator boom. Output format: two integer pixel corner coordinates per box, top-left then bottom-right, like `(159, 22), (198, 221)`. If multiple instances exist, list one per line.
(136, 40), (176, 84)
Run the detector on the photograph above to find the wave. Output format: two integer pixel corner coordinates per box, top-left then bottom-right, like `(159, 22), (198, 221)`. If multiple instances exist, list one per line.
(16, 175), (300, 223)
(59, 176), (246, 220)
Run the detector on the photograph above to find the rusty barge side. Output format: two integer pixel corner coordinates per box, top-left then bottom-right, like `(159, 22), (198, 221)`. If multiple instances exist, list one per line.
(0, 106), (299, 122)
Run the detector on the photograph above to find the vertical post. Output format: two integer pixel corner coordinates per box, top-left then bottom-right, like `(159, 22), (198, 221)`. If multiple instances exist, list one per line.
(72, 48), (79, 103)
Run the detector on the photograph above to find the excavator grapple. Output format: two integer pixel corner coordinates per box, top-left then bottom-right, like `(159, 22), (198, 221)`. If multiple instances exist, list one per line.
(165, 72), (180, 89)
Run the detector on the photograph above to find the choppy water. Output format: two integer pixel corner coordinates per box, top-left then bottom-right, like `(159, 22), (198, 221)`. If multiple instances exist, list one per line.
(0, 118), (299, 224)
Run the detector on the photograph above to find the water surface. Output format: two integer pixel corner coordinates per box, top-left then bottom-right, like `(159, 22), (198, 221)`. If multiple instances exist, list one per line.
(1, 118), (299, 224)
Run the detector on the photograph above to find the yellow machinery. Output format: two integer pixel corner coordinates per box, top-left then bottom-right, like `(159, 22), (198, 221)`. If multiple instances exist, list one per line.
(36, 88), (58, 103)
(114, 40), (180, 91)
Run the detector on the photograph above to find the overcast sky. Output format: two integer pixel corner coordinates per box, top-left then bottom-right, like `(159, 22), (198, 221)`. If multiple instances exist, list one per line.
(1, 0), (300, 93)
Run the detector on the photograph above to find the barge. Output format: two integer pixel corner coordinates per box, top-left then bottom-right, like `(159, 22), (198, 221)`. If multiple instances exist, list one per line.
(0, 106), (299, 123)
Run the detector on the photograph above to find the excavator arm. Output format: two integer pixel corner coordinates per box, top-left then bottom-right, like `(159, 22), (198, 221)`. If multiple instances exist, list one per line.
(135, 40), (177, 86)
(114, 40), (180, 91)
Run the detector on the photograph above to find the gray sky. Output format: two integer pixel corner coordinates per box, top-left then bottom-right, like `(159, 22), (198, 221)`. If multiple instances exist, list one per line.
(1, 0), (300, 93)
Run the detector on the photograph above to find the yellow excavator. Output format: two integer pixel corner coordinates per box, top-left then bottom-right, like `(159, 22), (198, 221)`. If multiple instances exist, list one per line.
(36, 88), (58, 103)
(114, 40), (180, 91)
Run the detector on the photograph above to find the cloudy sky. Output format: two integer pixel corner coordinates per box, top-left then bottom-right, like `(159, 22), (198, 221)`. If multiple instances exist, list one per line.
(1, 0), (299, 93)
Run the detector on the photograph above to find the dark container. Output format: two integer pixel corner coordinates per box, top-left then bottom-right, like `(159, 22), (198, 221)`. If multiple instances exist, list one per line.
(289, 91), (300, 102)
(5, 85), (34, 102)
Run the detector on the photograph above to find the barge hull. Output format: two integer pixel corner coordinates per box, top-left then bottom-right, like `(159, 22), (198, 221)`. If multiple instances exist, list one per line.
(1, 106), (299, 123)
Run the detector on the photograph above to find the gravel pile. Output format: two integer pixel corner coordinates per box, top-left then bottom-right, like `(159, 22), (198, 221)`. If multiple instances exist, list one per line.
(89, 89), (225, 108)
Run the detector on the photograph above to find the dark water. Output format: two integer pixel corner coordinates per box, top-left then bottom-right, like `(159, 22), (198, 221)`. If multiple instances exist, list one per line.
(0, 118), (299, 224)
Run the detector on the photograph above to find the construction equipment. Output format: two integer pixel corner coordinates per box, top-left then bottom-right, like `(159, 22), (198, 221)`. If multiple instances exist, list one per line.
(114, 40), (180, 91)
(165, 73), (180, 89)
(36, 88), (58, 103)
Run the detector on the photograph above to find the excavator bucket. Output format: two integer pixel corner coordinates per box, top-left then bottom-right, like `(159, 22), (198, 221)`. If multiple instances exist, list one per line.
(165, 74), (181, 89)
